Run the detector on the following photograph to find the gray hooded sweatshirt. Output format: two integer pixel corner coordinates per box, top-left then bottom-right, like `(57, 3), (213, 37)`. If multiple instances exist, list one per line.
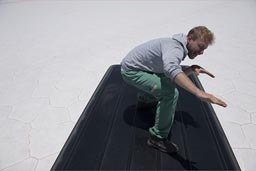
(121, 34), (188, 81)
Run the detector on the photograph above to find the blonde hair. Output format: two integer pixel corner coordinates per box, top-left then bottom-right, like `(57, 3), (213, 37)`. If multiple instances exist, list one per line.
(188, 26), (215, 45)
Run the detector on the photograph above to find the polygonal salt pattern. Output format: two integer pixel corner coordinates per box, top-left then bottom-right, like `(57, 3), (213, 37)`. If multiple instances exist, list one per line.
(1, 1), (256, 171)
(196, 60), (241, 81)
(2, 158), (38, 171)
(0, 106), (12, 119)
(233, 60), (256, 74)
(242, 124), (256, 150)
(49, 89), (81, 107)
(13, 65), (43, 86)
(252, 113), (256, 124)
(29, 123), (74, 159)
(30, 107), (70, 129)
(9, 98), (50, 123)
(0, 117), (30, 143)
(233, 149), (256, 170)
(0, 78), (14, 97)
(32, 80), (58, 98)
(0, 139), (30, 170)
(224, 92), (256, 113)
(79, 86), (98, 103)
(55, 68), (99, 90)
(220, 121), (251, 149)
(199, 76), (235, 96)
(213, 104), (251, 125)
(36, 153), (58, 171)
(0, 117), (30, 170)
(36, 58), (64, 85)
(68, 99), (87, 122)
(0, 79), (37, 106)
(233, 78), (256, 97)
(240, 69), (256, 84)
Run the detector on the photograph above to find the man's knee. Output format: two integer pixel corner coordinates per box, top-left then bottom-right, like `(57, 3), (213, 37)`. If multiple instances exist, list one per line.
(174, 88), (179, 100)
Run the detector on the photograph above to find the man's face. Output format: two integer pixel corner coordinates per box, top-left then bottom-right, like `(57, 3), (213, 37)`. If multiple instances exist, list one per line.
(187, 36), (208, 59)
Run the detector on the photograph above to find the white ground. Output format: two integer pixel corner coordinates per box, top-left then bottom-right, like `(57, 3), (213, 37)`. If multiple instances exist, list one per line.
(0, 0), (256, 170)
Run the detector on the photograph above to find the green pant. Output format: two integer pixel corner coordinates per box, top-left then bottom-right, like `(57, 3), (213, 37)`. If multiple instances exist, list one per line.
(121, 70), (179, 139)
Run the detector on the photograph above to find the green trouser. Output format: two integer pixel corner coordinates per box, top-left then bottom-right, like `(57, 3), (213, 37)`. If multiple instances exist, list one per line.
(121, 70), (179, 139)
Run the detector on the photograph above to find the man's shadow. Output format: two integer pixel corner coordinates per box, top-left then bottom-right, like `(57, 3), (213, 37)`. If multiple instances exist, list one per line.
(123, 104), (199, 170)
(123, 104), (200, 132)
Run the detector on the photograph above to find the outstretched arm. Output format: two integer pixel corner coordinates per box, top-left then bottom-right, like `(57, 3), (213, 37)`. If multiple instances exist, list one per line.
(174, 72), (227, 107)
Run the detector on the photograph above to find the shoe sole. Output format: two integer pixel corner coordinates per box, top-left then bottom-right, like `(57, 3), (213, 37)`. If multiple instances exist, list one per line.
(147, 139), (178, 154)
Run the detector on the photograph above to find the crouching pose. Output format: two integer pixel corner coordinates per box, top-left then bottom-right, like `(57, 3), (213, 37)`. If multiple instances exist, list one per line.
(121, 26), (227, 153)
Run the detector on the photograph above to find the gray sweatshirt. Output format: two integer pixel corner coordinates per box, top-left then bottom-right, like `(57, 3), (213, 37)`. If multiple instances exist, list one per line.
(121, 34), (188, 81)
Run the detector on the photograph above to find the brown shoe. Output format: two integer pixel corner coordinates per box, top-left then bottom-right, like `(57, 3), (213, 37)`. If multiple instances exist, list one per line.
(147, 134), (179, 154)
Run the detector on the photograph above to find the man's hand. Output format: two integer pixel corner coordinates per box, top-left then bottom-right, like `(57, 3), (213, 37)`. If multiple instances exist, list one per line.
(191, 65), (215, 78)
(196, 91), (227, 107)
(174, 72), (227, 108)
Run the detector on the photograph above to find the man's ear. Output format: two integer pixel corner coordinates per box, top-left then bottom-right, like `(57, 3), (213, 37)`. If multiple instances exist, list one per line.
(187, 35), (193, 42)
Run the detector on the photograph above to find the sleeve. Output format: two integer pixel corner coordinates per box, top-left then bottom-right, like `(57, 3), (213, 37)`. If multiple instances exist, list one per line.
(162, 44), (184, 81)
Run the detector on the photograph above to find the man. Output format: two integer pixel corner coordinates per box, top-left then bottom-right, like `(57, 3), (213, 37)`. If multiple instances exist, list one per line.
(120, 26), (227, 154)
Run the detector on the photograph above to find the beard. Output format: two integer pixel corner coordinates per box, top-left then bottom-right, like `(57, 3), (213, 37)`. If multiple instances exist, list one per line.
(188, 52), (197, 59)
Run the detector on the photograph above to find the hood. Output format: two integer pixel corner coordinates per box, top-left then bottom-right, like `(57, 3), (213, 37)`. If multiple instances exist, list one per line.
(172, 33), (188, 56)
